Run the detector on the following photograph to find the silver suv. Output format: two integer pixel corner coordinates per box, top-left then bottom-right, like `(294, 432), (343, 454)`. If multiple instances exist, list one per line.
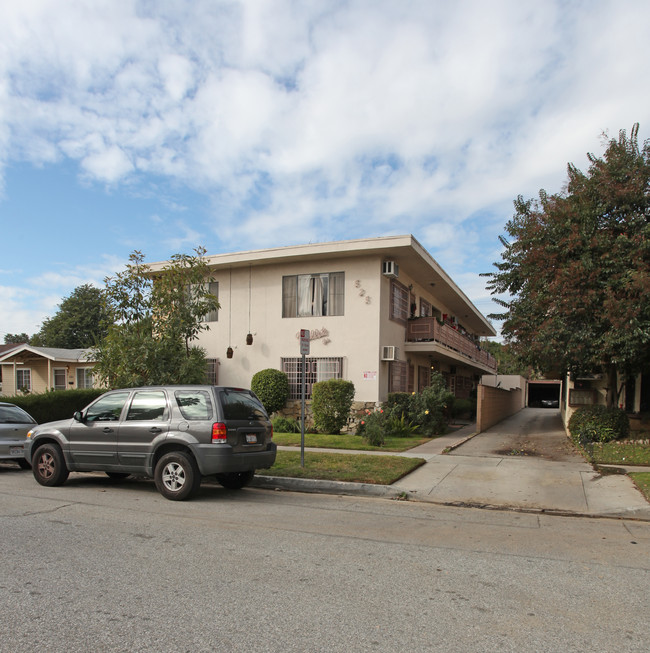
(26, 386), (276, 500)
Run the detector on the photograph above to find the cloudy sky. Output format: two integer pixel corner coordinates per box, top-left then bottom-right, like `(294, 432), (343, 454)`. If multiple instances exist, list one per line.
(1, 0), (649, 340)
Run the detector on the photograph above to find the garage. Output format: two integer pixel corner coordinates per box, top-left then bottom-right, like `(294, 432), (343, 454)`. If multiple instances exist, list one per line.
(528, 380), (562, 408)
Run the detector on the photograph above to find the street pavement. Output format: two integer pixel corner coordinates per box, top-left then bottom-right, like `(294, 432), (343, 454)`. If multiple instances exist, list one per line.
(255, 408), (650, 520)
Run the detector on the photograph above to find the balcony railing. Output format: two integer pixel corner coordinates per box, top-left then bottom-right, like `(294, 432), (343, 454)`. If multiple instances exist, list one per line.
(406, 317), (497, 371)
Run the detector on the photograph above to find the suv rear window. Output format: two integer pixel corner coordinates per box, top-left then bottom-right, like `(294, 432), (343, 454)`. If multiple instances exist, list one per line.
(220, 390), (267, 421)
(174, 390), (214, 420)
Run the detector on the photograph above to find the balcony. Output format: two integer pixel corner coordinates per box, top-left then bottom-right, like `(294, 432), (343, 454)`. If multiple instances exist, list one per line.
(406, 317), (497, 372)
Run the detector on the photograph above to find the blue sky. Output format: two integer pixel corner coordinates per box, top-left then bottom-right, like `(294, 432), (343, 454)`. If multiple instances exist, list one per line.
(1, 0), (649, 340)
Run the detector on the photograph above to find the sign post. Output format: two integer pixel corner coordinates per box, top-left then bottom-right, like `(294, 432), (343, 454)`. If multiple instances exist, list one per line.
(299, 329), (310, 467)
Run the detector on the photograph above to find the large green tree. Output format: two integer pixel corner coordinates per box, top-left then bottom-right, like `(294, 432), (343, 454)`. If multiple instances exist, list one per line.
(93, 248), (219, 388)
(484, 124), (650, 406)
(4, 333), (31, 344)
(32, 284), (109, 348)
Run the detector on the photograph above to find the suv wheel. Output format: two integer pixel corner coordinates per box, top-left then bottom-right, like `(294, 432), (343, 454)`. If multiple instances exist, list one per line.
(32, 444), (69, 487)
(216, 470), (255, 490)
(154, 451), (201, 501)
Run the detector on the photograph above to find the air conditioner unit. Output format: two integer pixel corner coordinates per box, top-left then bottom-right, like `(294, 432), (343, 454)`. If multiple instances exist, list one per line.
(381, 346), (397, 361)
(382, 260), (399, 278)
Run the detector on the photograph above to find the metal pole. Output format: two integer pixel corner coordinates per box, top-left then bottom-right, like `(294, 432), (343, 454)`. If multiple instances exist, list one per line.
(300, 352), (306, 467)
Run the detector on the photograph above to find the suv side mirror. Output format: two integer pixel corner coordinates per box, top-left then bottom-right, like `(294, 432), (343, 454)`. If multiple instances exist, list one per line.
(73, 411), (85, 423)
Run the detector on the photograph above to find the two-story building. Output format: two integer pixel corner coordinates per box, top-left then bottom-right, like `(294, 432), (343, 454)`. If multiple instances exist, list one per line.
(151, 234), (496, 408)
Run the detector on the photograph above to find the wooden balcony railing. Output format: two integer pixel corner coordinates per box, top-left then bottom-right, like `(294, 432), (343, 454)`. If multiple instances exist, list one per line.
(406, 317), (497, 371)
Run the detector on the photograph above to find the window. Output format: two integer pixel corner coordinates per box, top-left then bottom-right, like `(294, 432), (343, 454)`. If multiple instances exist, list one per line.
(205, 358), (219, 385)
(53, 368), (67, 391)
(175, 390), (214, 420)
(389, 360), (409, 393)
(281, 357), (343, 399)
(126, 391), (168, 421)
(390, 279), (409, 325)
(85, 392), (130, 422)
(282, 272), (344, 317)
(203, 281), (219, 322)
(220, 390), (267, 420)
(420, 299), (431, 317)
(77, 368), (94, 389)
(16, 368), (31, 392)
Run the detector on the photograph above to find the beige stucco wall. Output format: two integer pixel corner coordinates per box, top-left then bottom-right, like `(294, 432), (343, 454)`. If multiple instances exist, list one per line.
(476, 384), (523, 433)
(194, 255), (385, 402)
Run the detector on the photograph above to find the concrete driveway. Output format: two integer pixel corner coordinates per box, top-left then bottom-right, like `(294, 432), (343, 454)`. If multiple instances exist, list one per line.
(393, 408), (650, 519)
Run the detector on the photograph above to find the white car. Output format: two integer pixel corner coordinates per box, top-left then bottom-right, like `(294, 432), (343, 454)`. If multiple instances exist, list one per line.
(0, 402), (36, 469)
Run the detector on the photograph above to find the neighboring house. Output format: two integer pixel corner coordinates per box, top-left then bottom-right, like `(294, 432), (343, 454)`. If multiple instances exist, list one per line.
(0, 345), (96, 396)
(562, 372), (650, 428)
(153, 234), (497, 408)
(0, 343), (23, 393)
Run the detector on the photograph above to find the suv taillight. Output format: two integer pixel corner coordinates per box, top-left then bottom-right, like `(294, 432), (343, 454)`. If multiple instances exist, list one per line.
(212, 423), (227, 443)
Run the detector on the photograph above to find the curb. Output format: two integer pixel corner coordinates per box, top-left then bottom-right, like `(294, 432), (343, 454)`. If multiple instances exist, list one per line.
(251, 475), (404, 499)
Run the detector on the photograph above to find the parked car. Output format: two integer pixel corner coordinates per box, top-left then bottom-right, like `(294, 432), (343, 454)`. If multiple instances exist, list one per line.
(0, 402), (36, 469)
(26, 386), (276, 500)
(541, 398), (559, 408)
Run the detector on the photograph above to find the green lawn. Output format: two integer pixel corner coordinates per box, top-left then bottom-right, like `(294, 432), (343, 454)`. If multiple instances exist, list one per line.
(257, 450), (424, 484)
(272, 431), (434, 452)
(586, 441), (650, 466)
(630, 473), (650, 502)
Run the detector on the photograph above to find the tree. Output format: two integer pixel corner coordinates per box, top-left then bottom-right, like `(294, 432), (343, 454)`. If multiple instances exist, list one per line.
(93, 248), (219, 388)
(32, 284), (109, 349)
(480, 340), (531, 377)
(484, 124), (650, 406)
(4, 333), (31, 344)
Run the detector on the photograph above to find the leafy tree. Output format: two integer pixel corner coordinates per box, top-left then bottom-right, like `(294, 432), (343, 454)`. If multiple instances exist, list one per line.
(480, 340), (531, 376)
(93, 248), (219, 388)
(484, 124), (650, 406)
(32, 284), (109, 349)
(4, 333), (31, 344)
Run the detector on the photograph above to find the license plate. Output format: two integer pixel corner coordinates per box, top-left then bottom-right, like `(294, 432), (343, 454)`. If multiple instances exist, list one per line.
(9, 447), (23, 456)
(245, 434), (258, 444)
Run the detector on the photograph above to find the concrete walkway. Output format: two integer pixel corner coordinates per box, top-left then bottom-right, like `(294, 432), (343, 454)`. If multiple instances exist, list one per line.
(256, 408), (650, 520)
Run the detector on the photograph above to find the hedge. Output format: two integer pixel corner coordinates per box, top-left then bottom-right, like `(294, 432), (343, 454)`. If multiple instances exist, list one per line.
(0, 389), (105, 424)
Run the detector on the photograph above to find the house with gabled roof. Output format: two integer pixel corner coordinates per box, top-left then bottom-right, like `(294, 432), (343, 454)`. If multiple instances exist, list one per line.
(0, 345), (96, 396)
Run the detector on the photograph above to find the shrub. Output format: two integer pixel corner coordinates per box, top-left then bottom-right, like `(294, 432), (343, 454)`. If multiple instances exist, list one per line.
(311, 379), (355, 434)
(568, 405), (630, 446)
(1, 389), (105, 424)
(383, 393), (412, 421)
(385, 413), (420, 438)
(251, 368), (290, 415)
(361, 410), (385, 446)
(410, 373), (455, 436)
(272, 416), (301, 433)
(452, 398), (475, 419)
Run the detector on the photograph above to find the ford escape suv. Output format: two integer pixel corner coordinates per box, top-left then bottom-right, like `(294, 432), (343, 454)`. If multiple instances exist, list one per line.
(26, 386), (276, 500)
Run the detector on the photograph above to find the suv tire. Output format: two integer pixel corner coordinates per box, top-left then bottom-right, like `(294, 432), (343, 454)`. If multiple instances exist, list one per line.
(216, 470), (255, 489)
(33, 444), (70, 487)
(154, 451), (201, 501)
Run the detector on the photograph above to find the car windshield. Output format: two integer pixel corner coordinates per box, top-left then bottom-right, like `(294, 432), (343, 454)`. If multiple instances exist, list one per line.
(0, 405), (36, 424)
(220, 390), (267, 421)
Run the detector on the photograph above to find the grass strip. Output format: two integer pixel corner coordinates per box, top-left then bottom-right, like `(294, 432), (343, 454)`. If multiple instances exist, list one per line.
(586, 441), (650, 466)
(273, 431), (433, 452)
(258, 450), (425, 484)
(629, 473), (650, 502)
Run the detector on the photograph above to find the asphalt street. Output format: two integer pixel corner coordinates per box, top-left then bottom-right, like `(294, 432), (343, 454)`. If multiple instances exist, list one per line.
(1, 464), (649, 652)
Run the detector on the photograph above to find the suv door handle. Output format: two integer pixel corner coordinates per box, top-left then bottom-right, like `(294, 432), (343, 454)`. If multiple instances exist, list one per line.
(149, 427), (162, 434)
(103, 427), (114, 433)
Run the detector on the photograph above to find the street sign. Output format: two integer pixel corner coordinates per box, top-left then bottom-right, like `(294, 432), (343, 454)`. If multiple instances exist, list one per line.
(300, 329), (310, 355)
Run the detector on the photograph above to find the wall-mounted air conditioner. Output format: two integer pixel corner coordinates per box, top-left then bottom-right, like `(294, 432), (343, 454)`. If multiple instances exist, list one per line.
(381, 345), (397, 361)
(382, 261), (399, 278)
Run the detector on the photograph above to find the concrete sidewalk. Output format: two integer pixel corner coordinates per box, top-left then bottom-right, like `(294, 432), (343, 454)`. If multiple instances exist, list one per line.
(254, 410), (650, 520)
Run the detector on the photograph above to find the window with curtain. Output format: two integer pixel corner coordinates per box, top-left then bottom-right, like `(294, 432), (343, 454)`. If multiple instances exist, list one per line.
(282, 272), (344, 317)
(16, 368), (31, 392)
(390, 279), (409, 325)
(202, 281), (219, 322)
(77, 368), (94, 389)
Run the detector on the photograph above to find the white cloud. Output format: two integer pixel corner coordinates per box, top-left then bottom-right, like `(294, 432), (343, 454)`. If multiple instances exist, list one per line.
(1, 0), (649, 334)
